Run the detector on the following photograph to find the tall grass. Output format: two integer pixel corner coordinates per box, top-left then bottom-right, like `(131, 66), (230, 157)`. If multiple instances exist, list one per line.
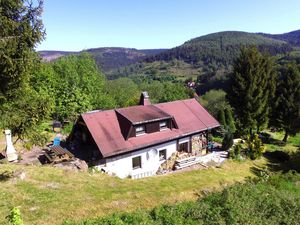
(64, 172), (300, 225)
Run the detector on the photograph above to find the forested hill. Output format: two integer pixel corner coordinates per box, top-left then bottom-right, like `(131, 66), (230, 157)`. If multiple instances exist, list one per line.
(260, 30), (300, 47)
(143, 31), (292, 69)
(39, 48), (167, 71)
(108, 31), (294, 80)
(85, 47), (167, 71)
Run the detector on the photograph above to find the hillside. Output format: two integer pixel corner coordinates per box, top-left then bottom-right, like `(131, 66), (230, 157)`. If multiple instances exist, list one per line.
(260, 29), (300, 47)
(39, 51), (76, 62)
(108, 31), (293, 80)
(0, 159), (265, 225)
(39, 48), (167, 72)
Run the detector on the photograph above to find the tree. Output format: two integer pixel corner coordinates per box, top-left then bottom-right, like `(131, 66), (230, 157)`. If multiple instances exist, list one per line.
(222, 130), (234, 151)
(270, 63), (300, 142)
(0, 0), (52, 145)
(227, 46), (276, 135)
(225, 107), (236, 134)
(200, 89), (236, 133)
(34, 53), (108, 122)
(106, 78), (140, 108)
(158, 82), (192, 103)
(0, 0), (44, 101)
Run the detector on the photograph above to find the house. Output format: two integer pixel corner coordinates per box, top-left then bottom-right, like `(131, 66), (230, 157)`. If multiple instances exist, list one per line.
(68, 92), (220, 178)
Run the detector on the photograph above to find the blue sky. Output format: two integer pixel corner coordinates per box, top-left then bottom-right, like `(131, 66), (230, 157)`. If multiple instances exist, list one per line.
(37, 0), (300, 51)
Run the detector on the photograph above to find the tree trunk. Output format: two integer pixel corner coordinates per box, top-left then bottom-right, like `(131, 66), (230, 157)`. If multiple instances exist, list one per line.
(282, 131), (289, 142)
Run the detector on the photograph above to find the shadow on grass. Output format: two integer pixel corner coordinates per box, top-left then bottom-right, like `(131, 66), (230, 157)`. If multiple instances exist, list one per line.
(0, 170), (13, 182)
(251, 150), (300, 177)
(260, 132), (286, 146)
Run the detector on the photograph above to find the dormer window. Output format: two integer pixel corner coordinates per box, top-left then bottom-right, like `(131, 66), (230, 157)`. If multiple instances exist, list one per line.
(159, 121), (167, 130)
(135, 125), (145, 136)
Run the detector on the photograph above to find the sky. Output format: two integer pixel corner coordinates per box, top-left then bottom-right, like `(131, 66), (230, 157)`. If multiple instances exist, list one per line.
(37, 0), (300, 51)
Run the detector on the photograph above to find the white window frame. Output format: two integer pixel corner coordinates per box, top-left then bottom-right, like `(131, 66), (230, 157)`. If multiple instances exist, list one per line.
(159, 121), (168, 131)
(132, 156), (142, 170)
(159, 149), (167, 161)
(135, 125), (145, 136)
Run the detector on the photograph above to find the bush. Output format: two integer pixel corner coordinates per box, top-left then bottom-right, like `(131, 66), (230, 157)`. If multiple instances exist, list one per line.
(222, 130), (233, 151)
(6, 207), (23, 225)
(229, 141), (242, 159)
(246, 134), (265, 160)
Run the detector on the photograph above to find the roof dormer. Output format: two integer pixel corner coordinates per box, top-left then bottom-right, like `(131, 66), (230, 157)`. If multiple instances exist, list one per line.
(115, 104), (178, 140)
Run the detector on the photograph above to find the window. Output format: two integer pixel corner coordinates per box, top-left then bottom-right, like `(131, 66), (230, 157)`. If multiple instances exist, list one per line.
(178, 142), (189, 153)
(159, 121), (167, 130)
(132, 156), (142, 169)
(135, 125), (145, 136)
(159, 149), (167, 161)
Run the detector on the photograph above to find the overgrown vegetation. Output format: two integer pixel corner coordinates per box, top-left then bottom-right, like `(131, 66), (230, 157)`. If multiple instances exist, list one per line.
(63, 172), (300, 225)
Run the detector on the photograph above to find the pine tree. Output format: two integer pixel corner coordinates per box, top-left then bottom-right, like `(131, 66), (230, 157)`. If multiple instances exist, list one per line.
(218, 109), (227, 127)
(0, 0), (48, 144)
(225, 107), (236, 133)
(0, 0), (44, 101)
(227, 46), (276, 135)
(271, 63), (300, 142)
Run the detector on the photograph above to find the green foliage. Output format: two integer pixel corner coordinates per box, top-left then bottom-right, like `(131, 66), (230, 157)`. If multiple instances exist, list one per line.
(142, 31), (291, 75)
(218, 109), (226, 126)
(229, 141), (242, 159)
(246, 134), (266, 160)
(222, 130), (234, 151)
(65, 173), (300, 225)
(159, 82), (192, 102)
(7, 207), (23, 225)
(106, 78), (140, 108)
(138, 80), (192, 104)
(224, 107), (236, 133)
(228, 46), (277, 135)
(270, 62), (300, 142)
(200, 89), (236, 133)
(0, 88), (53, 145)
(0, 0), (44, 101)
(0, 0), (49, 145)
(32, 53), (108, 122)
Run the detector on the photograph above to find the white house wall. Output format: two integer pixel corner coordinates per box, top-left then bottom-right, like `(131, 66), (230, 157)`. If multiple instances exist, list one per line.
(98, 140), (177, 179)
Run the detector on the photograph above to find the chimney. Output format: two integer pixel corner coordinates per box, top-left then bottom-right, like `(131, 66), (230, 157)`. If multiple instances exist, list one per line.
(139, 91), (151, 106)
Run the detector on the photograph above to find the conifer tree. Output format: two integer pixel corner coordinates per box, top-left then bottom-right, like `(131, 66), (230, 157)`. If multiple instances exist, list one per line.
(0, 0), (45, 101)
(227, 46), (276, 135)
(225, 107), (236, 133)
(0, 0), (48, 144)
(218, 109), (227, 127)
(271, 63), (300, 142)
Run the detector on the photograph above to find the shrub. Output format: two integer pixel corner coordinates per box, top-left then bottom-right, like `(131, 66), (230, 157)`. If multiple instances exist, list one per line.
(246, 134), (265, 160)
(222, 130), (233, 151)
(229, 141), (242, 159)
(7, 207), (23, 225)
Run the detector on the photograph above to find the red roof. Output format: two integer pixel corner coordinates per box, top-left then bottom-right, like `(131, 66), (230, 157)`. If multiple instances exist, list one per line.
(116, 105), (171, 124)
(81, 98), (219, 158)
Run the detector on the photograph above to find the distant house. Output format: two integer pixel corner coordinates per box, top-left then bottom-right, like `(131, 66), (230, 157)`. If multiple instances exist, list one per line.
(68, 92), (219, 178)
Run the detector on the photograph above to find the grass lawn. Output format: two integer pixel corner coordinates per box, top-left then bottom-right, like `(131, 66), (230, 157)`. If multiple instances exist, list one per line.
(0, 131), (298, 225)
(264, 131), (300, 153)
(0, 159), (265, 225)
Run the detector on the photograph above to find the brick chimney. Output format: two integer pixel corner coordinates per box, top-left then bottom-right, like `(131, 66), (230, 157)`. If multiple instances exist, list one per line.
(139, 91), (151, 105)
